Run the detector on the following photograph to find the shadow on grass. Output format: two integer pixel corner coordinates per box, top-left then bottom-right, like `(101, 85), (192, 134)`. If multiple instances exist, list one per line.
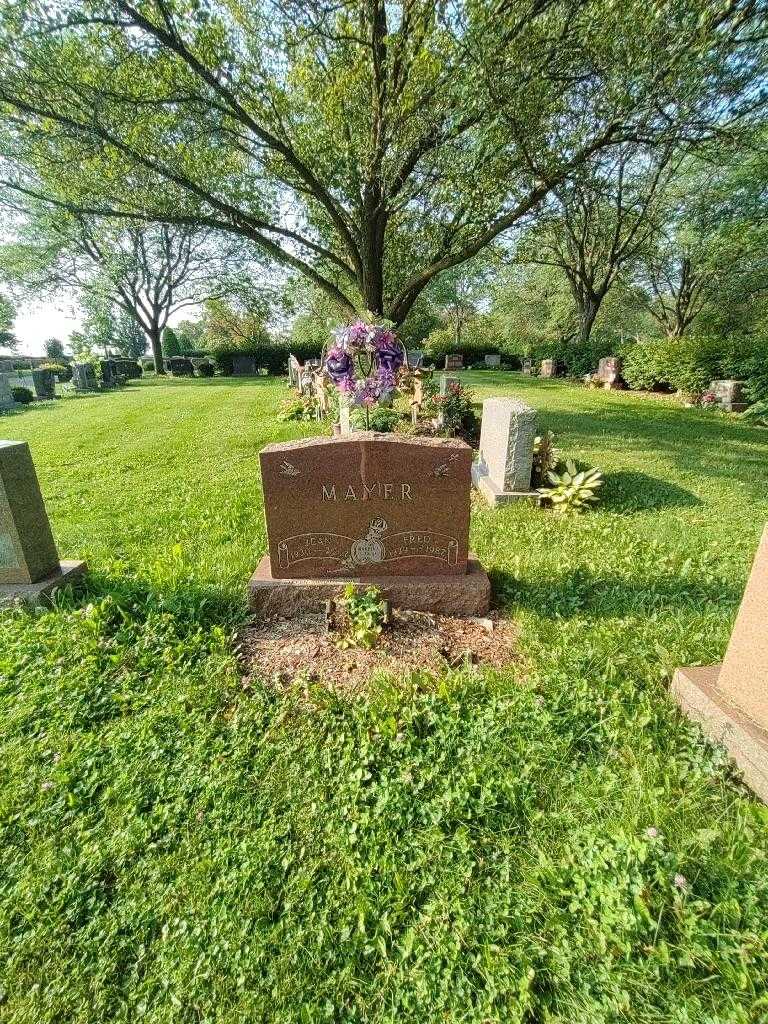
(489, 566), (742, 620)
(601, 471), (703, 514)
(51, 567), (246, 630)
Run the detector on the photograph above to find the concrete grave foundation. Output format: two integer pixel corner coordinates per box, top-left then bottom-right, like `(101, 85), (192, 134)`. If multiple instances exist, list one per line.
(672, 525), (768, 802)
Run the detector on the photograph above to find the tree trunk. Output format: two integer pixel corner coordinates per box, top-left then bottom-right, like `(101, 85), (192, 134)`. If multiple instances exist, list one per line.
(579, 295), (601, 346)
(148, 325), (165, 374)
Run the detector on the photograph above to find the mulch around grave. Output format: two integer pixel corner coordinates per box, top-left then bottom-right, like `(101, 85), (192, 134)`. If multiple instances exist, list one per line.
(236, 609), (518, 693)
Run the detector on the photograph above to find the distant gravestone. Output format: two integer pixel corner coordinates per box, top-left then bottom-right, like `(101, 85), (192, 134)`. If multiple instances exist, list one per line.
(521, 359), (533, 375)
(72, 363), (97, 392)
(540, 359), (557, 378)
(444, 353), (464, 371)
(0, 374), (16, 410)
(710, 380), (748, 413)
(232, 354), (259, 377)
(100, 360), (119, 388)
(484, 354), (501, 368)
(249, 433), (490, 616)
(406, 350), (424, 368)
(114, 358), (141, 379)
(472, 397), (538, 505)
(32, 369), (56, 400)
(0, 441), (86, 605)
(167, 357), (195, 377)
(673, 525), (768, 802)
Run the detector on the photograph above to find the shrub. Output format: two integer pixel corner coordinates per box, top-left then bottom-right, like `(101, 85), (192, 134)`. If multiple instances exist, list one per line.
(11, 386), (33, 405)
(196, 362), (215, 378)
(162, 328), (182, 357)
(742, 400), (768, 427)
(213, 341), (322, 377)
(39, 362), (72, 382)
(424, 379), (479, 443)
(622, 334), (768, 399)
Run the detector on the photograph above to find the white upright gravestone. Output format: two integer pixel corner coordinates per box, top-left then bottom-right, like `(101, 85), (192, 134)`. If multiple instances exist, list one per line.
(472, 397), (538, 505)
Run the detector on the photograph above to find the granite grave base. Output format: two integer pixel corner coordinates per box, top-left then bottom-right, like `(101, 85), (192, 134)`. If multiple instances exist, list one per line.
(0, 558), (87, 607)
(671, 525), (768, 803)
(248, 553), (491, 618)
(671, 665), (768, 803)
(471, 462), (540, 506)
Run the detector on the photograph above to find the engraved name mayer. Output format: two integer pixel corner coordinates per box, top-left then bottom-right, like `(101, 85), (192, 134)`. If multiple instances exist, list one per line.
(259, 433), (472, 579)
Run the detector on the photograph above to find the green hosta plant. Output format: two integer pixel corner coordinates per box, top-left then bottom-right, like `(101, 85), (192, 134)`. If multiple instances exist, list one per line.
(538, 460), (604, 513)
(335, 584), (386, 649)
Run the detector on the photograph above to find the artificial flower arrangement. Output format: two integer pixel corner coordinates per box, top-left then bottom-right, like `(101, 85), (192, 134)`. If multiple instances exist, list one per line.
(323, 317), (405, 409)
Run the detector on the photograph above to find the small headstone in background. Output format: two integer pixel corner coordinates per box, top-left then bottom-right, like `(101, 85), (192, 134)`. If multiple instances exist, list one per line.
(114, 358), (142, 379)
(593, 356), (624, 389)
(710, 379), (748, 413)
(100, 359), (119, 388)
(484, 354), (501, 368)
(540, 358), (557, 378)
(0, 440), (86, 605)
(0, 374), (16, 410)
(472, 397), (539, 505)
(31, 368), (56, 400)
(407, 350), (424, 368)
(167, 356), (195, 377)
(231, 354), (258, 376)
(444, 353), (464, 371)
(673, 525), (768, 802)
(521, 358), (533, 375)
(72, 363), (98, 392)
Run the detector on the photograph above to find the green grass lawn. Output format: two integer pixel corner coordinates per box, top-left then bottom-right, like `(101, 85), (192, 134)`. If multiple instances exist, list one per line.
(1, 373), (767, 1023)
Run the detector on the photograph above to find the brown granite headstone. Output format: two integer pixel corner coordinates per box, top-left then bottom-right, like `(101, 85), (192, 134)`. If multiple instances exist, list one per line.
(672, 525), (768, 801)
(444, 354), (464, 370)
(259, 433), (472, 580)
(0, 440), (86, 603)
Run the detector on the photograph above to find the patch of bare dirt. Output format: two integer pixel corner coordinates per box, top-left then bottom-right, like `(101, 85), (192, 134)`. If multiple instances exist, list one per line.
(236, 609), (518, 693)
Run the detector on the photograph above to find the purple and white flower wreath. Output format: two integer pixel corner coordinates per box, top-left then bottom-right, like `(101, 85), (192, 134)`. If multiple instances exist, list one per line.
(323, 319), (405, 407)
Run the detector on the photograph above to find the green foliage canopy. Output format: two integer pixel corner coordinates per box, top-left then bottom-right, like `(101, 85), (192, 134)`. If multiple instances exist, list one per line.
(0, 0), (763, 327)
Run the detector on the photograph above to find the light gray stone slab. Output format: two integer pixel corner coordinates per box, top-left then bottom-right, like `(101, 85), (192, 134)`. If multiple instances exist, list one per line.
(473, 397), (537, 505)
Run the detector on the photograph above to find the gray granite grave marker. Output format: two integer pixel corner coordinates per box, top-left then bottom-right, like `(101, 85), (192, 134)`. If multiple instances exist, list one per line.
(0, 440), (86, 604)
(472, 397), (538, 505)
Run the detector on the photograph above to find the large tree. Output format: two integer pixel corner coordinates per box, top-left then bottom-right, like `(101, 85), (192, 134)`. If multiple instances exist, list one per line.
(638, 145), (768, 339)
(0, 291), (16, 350)
(517, 146), (677, 345)
(0, 212), (250, 371)
(0, 0), (763, 329)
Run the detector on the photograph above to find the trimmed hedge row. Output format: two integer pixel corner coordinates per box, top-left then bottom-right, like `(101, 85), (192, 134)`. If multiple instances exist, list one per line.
(213, 342), (323, 376)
